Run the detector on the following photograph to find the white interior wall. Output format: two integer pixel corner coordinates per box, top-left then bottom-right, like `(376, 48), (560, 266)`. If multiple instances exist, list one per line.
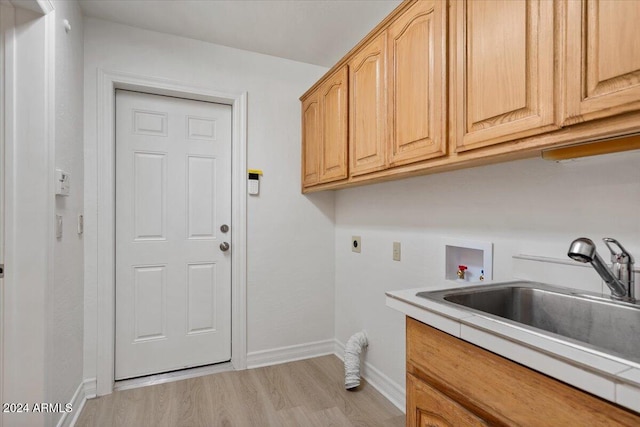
(51, 0), (84, 425)
(2, 6), (50, 427)
(83, 18), (335, 385)
(334, 151), (640, 394)
(2, 3), (85, 425)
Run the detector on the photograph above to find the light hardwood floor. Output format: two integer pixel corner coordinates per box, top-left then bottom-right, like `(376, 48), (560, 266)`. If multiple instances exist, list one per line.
(76, 355), (405, 426)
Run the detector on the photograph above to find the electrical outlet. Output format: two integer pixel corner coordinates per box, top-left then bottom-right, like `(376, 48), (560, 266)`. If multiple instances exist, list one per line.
(352, 236), (361, 253)
(393, 241), (401, 261)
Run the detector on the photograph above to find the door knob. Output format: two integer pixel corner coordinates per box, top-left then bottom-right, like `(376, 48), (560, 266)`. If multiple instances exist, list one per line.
(220, 242), (230, 252)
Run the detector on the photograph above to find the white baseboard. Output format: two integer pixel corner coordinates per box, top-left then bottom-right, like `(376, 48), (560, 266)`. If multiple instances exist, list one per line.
(83, 378), (97, 399)
(334, 338), (345, 359)
(334, 339), (405, 413)
(246, 339), (335, 369)
(56, 379), (93, 427)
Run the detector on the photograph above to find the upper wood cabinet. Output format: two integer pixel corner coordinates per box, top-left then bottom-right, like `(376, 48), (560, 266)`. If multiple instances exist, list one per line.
(387, 0), (447, 167)
(319, 67), (348, 183)
(301, 95), (321, 186)
(301, 0), (640, 193)
(301, 66), (348, 188)
(563, 0), (640, 125)
(349, 32), (388, 177)
(451, 0), (557, 152)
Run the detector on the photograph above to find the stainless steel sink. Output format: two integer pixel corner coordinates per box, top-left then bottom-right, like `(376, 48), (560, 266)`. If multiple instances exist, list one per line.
(417, 281), (640, 364)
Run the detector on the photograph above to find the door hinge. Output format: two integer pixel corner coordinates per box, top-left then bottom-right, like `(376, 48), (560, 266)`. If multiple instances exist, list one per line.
(0, 264), (4, 278)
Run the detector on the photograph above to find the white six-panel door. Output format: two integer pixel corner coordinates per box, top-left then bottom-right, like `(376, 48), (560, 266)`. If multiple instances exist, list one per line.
(115, 90), (232, 380)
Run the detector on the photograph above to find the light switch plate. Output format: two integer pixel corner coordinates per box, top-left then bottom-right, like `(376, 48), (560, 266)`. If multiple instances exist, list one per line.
(393, 241), (401, 261)
(352, 236), (361, 253)
(56, 215), (63, 239)
(55, 169), (70, 196)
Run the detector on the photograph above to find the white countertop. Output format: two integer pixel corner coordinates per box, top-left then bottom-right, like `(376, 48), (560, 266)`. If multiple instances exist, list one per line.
(386, 281), (640, 414)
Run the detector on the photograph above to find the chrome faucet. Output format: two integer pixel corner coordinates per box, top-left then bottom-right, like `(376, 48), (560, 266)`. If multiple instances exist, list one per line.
(568, 237), (635, 302)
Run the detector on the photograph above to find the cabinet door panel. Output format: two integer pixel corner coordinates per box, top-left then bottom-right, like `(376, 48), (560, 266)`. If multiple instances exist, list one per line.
(452, 0), (556, 152)
(349, 33), (387, 176)
(407, 374), (488, 427)
(301, 96), (320, 187)
(319, 66), (348, 182)
(388, 0), (446, 166)
(564, 0), (640, 124)
(407, 318), (640, 426)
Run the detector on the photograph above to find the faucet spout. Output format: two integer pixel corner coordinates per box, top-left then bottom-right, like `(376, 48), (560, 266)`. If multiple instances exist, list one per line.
(586, 247), (628, 299)
(568, 237), (635, 302)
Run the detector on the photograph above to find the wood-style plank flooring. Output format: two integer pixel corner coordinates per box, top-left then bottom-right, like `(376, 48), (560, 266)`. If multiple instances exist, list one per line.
(75, 355), (405, 426)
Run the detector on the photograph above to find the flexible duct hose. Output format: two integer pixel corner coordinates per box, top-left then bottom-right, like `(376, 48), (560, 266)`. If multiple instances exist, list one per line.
(344, 331), (368, 390)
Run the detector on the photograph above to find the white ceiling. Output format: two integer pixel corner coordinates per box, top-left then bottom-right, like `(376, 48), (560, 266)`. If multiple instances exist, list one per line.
(78, 0), (402, 67)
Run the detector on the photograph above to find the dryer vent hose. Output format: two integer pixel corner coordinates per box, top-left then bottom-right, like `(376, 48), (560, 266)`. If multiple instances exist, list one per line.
(344, 331), (368, 390)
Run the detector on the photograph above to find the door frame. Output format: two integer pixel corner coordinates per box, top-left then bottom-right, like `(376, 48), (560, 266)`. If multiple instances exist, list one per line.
(0, 6), (9, 426)
(94, 70), (247, 395)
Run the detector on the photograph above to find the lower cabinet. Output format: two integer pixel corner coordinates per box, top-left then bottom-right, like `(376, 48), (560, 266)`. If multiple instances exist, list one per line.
(406, 317), (640, 426)
(407, 374), (488, 427)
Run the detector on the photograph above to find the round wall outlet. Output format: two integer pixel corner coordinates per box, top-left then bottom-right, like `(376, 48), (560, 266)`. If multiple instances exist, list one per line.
(352, 236), (361, 253)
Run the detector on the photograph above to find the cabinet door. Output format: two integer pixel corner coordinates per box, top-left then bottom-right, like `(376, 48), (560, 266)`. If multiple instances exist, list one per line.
(349, 32), (387, 176)
(319, 66), (348, 183)
(451, 0), (557, 152)
(301, 94), (321, 187)
(407, 374), (489, 427)
(388, 0), (446, 167)
(564, 0), (640, 125)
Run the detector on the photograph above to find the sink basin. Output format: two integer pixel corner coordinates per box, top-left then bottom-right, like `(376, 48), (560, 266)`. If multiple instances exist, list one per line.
(417, 281), (640, 364)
